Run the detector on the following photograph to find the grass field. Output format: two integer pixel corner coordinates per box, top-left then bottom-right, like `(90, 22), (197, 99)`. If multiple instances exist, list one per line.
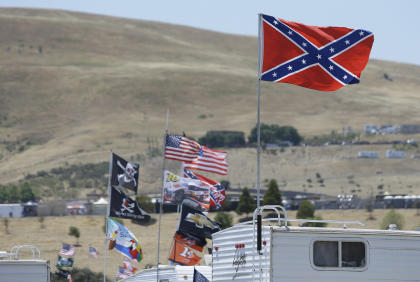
(1, 209), (420, 278)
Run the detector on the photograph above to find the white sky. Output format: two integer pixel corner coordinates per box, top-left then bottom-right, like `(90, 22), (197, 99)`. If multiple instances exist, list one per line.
(1, 0), (419, 66)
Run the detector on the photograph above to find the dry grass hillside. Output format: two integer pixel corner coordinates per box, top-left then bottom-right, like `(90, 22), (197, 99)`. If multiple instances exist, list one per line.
(1, 8), (420, 197)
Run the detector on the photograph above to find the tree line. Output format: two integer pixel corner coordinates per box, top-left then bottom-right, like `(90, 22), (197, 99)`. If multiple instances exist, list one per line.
(198, 124), (303, 148)
(0, 182), (36, 203)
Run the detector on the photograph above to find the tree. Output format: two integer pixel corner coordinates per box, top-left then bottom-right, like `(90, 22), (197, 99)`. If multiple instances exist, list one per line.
(263, 179), (283, 206)
(296, 200), (315, 219)
(214, 212), (233, 229)
(7, 185), (20, 203)
(68, 226), (80, 246)
(20, 182), (35, 202)
(136, 194), (155, 213)
(236, 187), (256, 216)
(380, 210), (405, 230)
(248, 124), (302, 146)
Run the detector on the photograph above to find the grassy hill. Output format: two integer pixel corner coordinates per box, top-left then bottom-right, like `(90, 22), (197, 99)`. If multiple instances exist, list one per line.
(1, 8), (420, 198)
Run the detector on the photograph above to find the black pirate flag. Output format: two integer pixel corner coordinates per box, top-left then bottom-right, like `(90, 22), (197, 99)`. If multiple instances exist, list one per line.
(111, 153), (139, 193)
(109, 186), (150, 221)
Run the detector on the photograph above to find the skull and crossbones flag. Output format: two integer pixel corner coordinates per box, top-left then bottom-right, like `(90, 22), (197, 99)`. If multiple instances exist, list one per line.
(109, 186), (150, 221)
(111, 153), (139, 193)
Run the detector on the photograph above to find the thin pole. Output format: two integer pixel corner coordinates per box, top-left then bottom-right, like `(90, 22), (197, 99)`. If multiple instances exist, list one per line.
(157, 109), (169, 282)
(256, 13), (263, 209)
(103, 151), (113, 282)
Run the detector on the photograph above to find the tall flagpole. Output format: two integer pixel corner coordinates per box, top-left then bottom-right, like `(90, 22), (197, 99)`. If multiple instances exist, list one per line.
(103, 151), (113, 282)
(157, 109), (169, 282)
(257, 13), (263, 210)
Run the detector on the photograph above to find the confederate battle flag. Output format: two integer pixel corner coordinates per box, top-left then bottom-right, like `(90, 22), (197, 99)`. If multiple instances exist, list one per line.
(259, 14), (374, 91)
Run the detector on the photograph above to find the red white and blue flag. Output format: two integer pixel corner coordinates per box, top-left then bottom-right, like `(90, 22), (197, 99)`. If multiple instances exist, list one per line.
(260, 14), (374, 91)
(89, 245), (99, 258)
(183, 168), (226, 209)
(165, 135), (228, 175)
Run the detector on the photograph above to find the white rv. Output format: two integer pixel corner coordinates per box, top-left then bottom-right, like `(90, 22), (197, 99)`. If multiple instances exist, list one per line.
(0, 245), (50, 282)
(211, 206), (420, 282)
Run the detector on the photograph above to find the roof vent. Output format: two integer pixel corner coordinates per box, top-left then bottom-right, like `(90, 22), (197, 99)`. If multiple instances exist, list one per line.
(388, 224), (398, 230)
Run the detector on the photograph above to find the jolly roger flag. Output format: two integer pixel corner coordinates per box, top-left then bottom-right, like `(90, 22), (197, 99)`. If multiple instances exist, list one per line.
(111, 153), (139, 193)
(109, 186), (150, 221)
(178, 200), (221, 240)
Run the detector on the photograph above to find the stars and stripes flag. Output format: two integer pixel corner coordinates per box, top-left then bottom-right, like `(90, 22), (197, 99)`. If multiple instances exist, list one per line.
(259, 14), (374, 91)
(165, 134), (228, 175)
(88, 245), (99, 258)
(183, 167), (226, 209)
(59, 243), (75, 257)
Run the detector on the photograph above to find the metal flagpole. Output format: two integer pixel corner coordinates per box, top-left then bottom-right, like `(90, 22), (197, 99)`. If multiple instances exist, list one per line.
(157, 109), (169, 282)
(103, 151), (113, 282)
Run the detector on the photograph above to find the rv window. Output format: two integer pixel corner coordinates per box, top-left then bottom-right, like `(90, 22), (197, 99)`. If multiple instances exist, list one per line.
(342, 242), (366, 267)
(313, 240), (367, 269)
(313, 241), (338, 267)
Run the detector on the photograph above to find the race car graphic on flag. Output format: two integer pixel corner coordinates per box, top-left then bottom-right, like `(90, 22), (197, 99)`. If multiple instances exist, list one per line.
(163, 171), (211, 210)
(260, 14), (374, 91)
(183, 168), (226, 209)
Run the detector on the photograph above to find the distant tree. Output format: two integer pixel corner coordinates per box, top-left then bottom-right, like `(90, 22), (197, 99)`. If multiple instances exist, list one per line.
(68, 226), (80, 246)
(136, 194), (155, 213)
(236, 187), (256, 216)
(20, 182), (35, 202)
(263, 179), (283, 206)
(214, 212), (233, 229)
(380, 210), (405, 230)
(296, 200), (326, 227)
(3, 218), (9, 234)
(39, 216), (46, 229)
(7, 185), (20, 203)
(248, 124), (302, 146)
(0, 186), (8, 203)
(297, 200), (315, 219)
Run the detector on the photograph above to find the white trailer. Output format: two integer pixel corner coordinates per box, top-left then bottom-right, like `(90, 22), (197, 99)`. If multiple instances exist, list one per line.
(0, 204), (23, 218)
(212, 206), (420, 282)
(122, 265), (212, 282)
(0, 245), (50, 282)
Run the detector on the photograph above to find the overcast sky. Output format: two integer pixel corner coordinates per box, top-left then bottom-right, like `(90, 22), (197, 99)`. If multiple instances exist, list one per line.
(1, 0), (419, 66)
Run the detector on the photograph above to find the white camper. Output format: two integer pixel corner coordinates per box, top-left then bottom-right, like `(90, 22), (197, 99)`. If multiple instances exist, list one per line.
(122, 265), (212, 282)
(0, 245), (50, 282)
(211, 206), (420, 282)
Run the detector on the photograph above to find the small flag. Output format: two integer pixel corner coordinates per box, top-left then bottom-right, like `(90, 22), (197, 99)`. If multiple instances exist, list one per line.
(56, 255), (74, 268)
(259, 14), (374, 91)
(116, 266), (132, 279)
(59, 243), (75, 257)
(178, 200), (221, 241)
(88, 245), (99, 258)
(183, 168), (226, 209)
(123, 257), (137, 274)
(107, 217), (143, 262)
(109, 186), (150, 221)
(168, 239), (201, 266)
(165, 135), (228, 175)
(111, 153), (140, 193)
(193, 268), (210, 282)
(163, 170), (211, 210)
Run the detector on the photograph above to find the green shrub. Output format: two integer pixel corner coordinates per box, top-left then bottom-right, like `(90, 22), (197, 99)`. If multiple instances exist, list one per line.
(214, 212), (233, 229)
(380, 210), (405, 230)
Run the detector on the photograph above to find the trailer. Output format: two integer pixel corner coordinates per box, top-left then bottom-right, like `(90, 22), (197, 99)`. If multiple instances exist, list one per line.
(121, 265), (211, 281)
(0, 245), (50, 282)
(211, 206), (420, 281)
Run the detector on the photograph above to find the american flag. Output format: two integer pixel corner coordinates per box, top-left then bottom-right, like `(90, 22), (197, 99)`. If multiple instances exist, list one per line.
(89, 245), (99, 258)
(116, 266), (134, 279)
(59, 243), (75, 257)
(123, 257), (137, 274)
(165, 135), (228, 175)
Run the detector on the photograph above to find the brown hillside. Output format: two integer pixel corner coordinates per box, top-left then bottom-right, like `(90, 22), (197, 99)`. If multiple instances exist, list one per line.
(0, 8), (420, 197)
